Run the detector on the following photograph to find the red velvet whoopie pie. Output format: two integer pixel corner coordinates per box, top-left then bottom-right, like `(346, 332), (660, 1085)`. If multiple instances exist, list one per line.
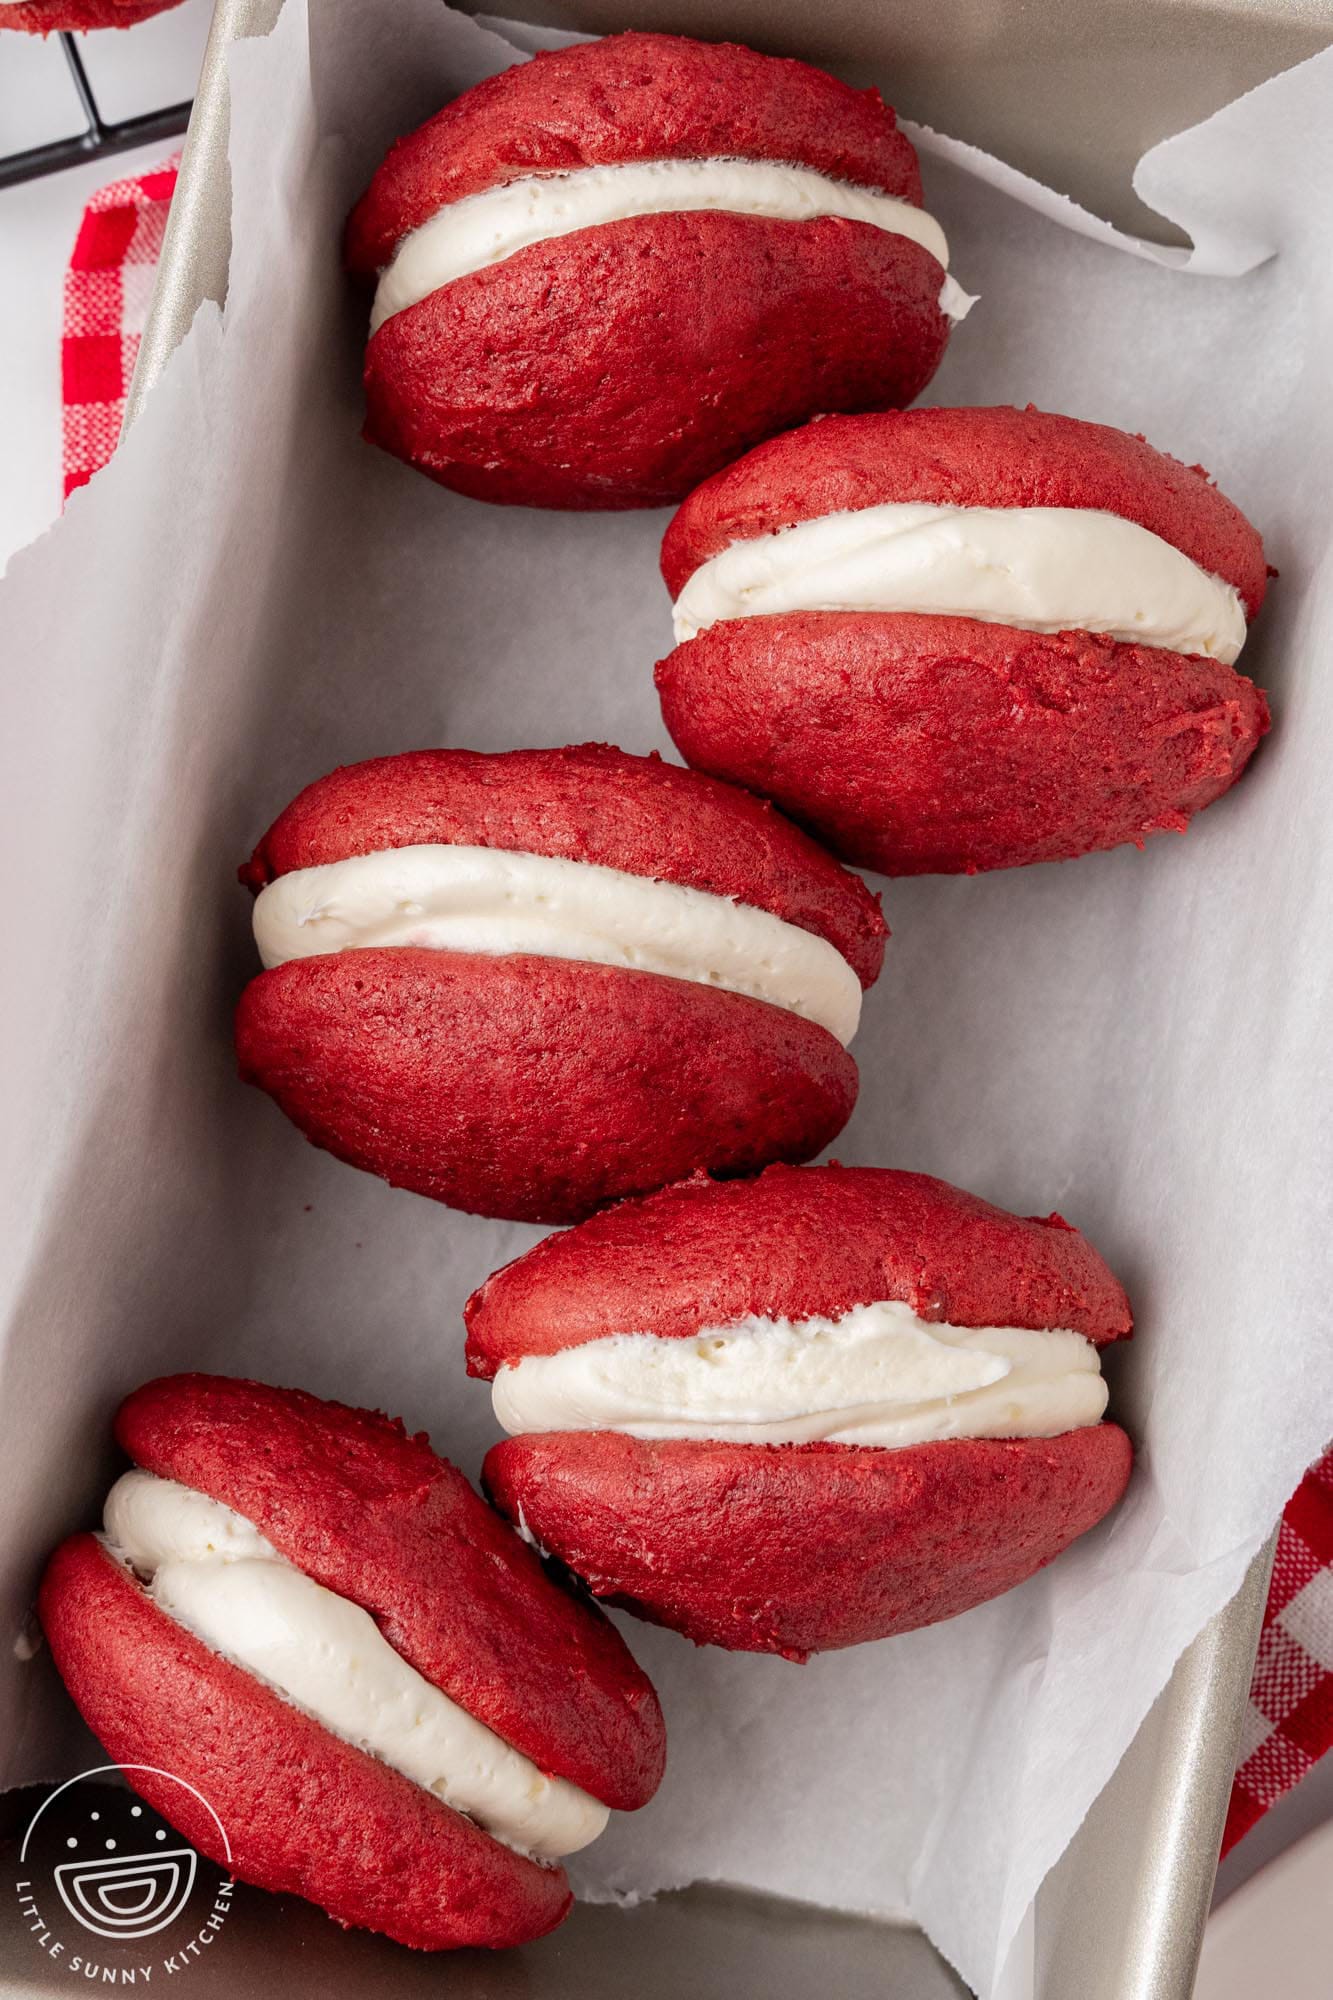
(345, 32), (967, 509)
(1, 0), (181, 29)
(471, 1166), (1134, 1659)
(235, 745), (885, 1224)
(656, 405), (1271, 874)
(39, 1374), (665, 1951)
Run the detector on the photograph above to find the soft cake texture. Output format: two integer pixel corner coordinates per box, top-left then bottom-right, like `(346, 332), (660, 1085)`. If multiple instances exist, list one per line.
(1, 0), (182, 28)
(103, 1471), (610, 1861)
(659, 406), (1269, 608)
(236, 950), (859, 1223)
(39, 1375), (667, 1951)
(483, 1428), (1134, 1659)
(346, 33), (953, 508)
(656, 407), (1270, 872)
(658, 610), (1270, 875)
(345, 33), (926, 269)
(368, 155), (959, 335)
(237, 747), (880, 1222)
(239, 746), (884, 986)
(465, 1164), (1132, 1371)
(40, 1536), (574, 1948)
(471, 1167), (1134, 1655)
(250, 842), (865, 1045)
(114, 1374), (665, 1807)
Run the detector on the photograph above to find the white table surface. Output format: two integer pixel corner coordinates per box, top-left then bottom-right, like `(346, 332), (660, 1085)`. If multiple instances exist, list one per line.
(0, 0), (211, 572)
(1198, 1815), (1333, 1999)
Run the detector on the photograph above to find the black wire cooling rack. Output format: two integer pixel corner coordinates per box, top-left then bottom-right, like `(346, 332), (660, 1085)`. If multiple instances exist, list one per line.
(0, 31), (191, 190)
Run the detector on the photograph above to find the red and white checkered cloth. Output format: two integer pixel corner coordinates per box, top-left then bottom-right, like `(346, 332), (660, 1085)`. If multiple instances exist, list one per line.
(58, 159), (1333, 1856)
(1223, 1453), (1333, 1851)
(61, 156), (178, 500)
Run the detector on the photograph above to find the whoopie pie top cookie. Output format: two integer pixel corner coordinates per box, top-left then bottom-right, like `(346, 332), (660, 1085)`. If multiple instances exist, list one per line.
(0, 0), (181, 29)
(657, 406), (1271, 873)
(346, 33), (969, 508)
(40, 1375), (665, 1950)
(468, 1162), (1131, 1389)
(236, 746), (885, 1221)
(471, 1166), (1134, 1656)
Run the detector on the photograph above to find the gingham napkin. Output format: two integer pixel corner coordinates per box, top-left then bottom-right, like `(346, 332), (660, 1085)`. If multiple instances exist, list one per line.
(1223, 1453), (1333, 1851)
(59, 159), (1333, 1855)
(61, 156), (179, 500)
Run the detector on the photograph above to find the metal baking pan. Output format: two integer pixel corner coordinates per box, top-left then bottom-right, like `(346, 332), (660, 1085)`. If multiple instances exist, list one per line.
(44, 0), (1300, 1992)
(0, 1539), (1277, 1999)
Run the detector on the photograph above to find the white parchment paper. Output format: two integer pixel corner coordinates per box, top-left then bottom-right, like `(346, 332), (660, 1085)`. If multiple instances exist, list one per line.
(2, 4), (1332, 1993)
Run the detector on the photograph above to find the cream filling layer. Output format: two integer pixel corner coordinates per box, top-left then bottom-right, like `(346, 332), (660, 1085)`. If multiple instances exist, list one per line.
(369, 155), (971, 334)
(671, 500), (1248, 663)
(102, 1470), (608, 1860)
(252, 842), (863, 1045)
(491, 1299), (1108, 1448)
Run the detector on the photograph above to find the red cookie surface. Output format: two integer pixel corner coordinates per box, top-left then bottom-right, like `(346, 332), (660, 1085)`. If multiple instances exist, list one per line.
(657, 610), (1271, 874)
(236, 950), (858, 1225)
(483, 1426), (1134, 1658)
(657, 407), (1270, 873)
(466, 1163), (1132, 1376)
(361, 214), (948, 512)
(660, 406), (1269, 613)
(115, 1374), (665, 1811)
(39, 1535), (571, 1950)
(345, 33), (923, 274)
(347, 34), (950, 507)
(240, 744), (885, 988)
(2, 0), (181, 29)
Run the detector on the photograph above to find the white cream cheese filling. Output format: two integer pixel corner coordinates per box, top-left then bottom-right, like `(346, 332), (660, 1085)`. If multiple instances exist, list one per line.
(102, 1470), (608, 1861)
(369, 155), (971, 334)
(252, 842), (863, 1046)
(491, 1299), (1108, 1448)
(671, 500), (1248, 663)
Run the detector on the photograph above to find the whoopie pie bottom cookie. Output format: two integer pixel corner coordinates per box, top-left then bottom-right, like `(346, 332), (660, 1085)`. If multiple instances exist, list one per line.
(469, 1166), (1134, 1659)
(39, 1375), (665, 1949)
(345, 32), (968, 508)
(1, 0), (183, 30)
(235, 744), (886, 1223)
(656, 405), (1271, 873)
